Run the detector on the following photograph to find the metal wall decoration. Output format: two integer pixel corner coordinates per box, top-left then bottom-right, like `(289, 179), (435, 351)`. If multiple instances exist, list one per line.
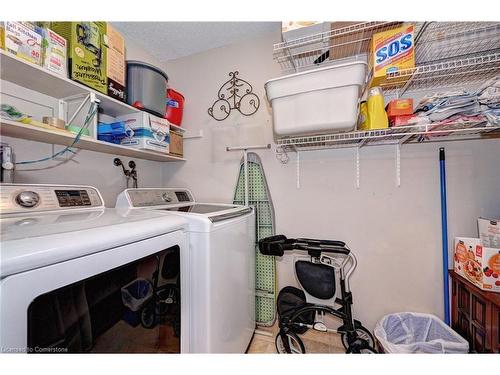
(208, 71), (260, 121)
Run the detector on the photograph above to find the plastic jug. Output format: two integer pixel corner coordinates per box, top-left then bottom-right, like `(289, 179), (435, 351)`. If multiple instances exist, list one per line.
(165, 89), (185, 126)
(363, 86), (388, 130)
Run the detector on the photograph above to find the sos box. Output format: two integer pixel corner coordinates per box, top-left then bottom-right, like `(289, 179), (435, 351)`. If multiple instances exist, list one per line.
(454, 237), (500, 293)
(368, 24), (415, 88)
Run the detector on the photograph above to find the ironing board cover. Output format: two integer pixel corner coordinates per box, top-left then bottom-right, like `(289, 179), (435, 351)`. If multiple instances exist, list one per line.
(233, 152), (276, 326)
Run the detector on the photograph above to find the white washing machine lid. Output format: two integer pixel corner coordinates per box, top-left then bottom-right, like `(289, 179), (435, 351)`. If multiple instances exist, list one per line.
(116, 188), (254, 232)
(152, 203), (254, 232)
(0, 208), (188, 278)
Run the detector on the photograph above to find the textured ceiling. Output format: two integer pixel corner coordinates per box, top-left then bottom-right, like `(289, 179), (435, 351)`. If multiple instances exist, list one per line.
(113, 22), (280, 62)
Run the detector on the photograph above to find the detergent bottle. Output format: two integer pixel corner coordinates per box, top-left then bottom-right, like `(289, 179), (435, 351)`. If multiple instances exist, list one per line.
(365, 86), (388, 130)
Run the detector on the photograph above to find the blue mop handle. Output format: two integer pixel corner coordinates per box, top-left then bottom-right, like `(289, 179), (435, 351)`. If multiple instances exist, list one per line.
(439, 147), (450, 325)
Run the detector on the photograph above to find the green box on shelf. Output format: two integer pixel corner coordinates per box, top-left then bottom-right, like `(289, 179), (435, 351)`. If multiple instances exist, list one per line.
(51, 22), (107, 94)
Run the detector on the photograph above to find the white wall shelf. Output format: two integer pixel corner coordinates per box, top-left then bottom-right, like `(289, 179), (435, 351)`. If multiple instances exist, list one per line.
(1, 50), (186, 162)
(1, 119), (186, 163)
(0, 50), (139, 117)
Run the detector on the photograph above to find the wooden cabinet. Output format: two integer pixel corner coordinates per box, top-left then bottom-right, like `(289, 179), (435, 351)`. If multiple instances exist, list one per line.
(450, 270), (500, 353)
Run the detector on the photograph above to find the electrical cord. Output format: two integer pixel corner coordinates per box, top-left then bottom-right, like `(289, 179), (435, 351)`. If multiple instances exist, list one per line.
(15, 103), (98, 165)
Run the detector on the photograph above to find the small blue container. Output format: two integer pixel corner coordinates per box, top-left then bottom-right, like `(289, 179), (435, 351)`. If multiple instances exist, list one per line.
(97, 121), (129, 144)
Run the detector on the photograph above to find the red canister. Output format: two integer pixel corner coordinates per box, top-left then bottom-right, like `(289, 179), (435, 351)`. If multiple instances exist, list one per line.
(165, 89), (185, 126)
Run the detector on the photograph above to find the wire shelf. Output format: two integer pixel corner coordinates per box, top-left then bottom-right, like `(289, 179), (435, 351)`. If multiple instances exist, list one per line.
(415, 22), (500, 65)
(274, 21), (500, 90)
(274, 21), (403, 73)
(276, 121), (500, 151)
(381, 52), (500, 95)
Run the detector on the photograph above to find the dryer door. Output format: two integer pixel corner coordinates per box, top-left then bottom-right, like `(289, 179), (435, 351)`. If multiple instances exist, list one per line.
(0, 231), (189, 353)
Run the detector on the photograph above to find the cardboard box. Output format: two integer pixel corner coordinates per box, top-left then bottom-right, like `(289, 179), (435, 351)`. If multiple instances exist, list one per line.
(387, 98), (413, 118)
(4, 22), (43, 65)
(169, 130), (183, 157)
(478, 218), (500, 248)
(51, 22), (107, 94)
(454, 237), (500, 293)
(105, 24), (126, 102)
(389, 114), (418, 127)
(116, 112), (169, 154)
(41, 28), (67, 77)
(368, 24), (415, 88)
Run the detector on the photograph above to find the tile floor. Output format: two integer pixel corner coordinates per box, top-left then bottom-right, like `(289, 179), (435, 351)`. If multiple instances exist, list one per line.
(247, 323), (345, 354)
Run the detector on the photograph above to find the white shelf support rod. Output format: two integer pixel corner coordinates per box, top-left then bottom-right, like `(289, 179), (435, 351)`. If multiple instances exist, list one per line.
(396, 143), (401, 187)
(226, 144), (271, 152)
(356, 147), (360, 189)
(226, 144), (271, 206)
(57, 100), (66, 122)
(89, 92), (98, 137)
(296, 150), (301, 189)
(66, 93), (91, 128)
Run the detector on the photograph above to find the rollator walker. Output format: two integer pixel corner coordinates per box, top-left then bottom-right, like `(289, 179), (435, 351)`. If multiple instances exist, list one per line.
(259, 235), (376, 354)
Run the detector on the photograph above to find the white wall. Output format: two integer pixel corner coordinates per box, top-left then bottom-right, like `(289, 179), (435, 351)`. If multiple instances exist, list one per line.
(162, 30), (500, 329)
(1, 37), (171, 207)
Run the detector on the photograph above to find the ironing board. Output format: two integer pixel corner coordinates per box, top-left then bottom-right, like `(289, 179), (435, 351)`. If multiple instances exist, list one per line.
(233, 152), (276, 326)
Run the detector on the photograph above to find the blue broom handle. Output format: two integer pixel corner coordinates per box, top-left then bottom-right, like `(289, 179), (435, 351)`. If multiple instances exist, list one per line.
(440, 147), (450, 325)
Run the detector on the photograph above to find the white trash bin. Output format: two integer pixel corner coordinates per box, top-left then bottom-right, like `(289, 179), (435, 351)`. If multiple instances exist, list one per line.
(374, 312), (469, 353)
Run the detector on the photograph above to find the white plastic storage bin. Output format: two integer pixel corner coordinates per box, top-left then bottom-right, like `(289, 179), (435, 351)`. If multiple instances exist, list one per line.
(265, 61), (367, 136)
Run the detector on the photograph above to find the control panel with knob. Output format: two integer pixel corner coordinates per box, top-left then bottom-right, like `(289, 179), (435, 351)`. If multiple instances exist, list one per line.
(162, 192), (173, 203)
(0, 184), (104, 214)
(15, 191), (40, 208)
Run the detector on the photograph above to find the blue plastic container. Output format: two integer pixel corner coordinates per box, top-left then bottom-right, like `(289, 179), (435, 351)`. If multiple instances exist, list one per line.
(97, 121), (129, 144)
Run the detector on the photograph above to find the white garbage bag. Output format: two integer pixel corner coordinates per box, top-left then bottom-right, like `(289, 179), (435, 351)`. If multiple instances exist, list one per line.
(374, 312), (469, 353)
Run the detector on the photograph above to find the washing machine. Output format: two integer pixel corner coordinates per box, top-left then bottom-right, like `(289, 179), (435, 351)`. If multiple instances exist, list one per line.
(116, 188), (256, 353)
(0, 184), (191, 353)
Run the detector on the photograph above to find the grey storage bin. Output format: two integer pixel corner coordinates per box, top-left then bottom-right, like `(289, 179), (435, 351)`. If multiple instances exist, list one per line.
(374, 312), (469, 353)
(126, 61), (168, 117)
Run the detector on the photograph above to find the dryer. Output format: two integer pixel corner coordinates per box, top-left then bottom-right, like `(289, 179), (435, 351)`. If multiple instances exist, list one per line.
(0, 184), (190, 353)
(116, 188), (256, 353)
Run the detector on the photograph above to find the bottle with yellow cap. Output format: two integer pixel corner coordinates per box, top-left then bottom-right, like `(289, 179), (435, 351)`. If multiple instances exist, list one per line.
(360, 86), (388, 131)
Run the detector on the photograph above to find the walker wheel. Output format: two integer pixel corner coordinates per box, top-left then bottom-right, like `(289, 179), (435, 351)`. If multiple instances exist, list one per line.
(341, 324), (375, 350)
(275, 331), (305, 354)
(140, 302), (157, 329)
